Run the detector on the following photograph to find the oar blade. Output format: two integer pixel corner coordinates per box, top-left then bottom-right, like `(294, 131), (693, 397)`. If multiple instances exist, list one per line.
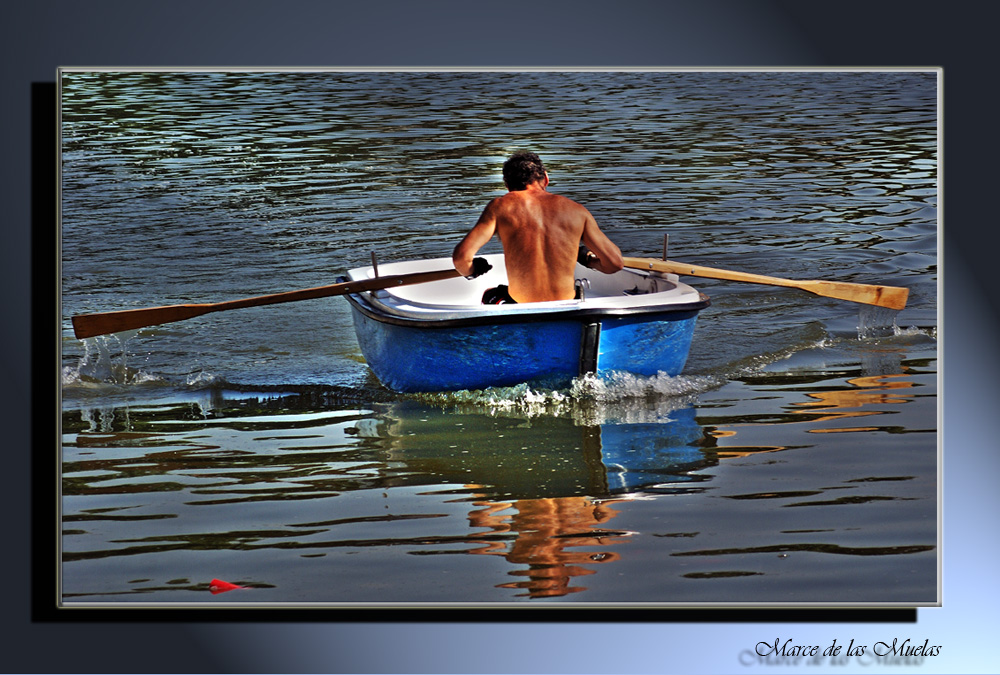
(803, 280), (909, 310)
(71, 304), (211, 340)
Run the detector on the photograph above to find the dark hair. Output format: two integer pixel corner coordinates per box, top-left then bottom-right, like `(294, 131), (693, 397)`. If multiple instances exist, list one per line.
(502, 151), (546, 190)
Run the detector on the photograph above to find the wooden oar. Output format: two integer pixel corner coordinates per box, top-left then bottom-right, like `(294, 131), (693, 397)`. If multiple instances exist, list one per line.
(71, 268), (461, 340)
(623, 257), (908, 310)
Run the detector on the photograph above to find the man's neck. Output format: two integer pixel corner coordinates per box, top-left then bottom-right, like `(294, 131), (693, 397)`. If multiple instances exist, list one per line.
(519, 181), (548, 193)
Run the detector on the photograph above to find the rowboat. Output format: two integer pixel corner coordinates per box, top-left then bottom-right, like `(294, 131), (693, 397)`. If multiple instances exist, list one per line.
(342, 254), (710, 393)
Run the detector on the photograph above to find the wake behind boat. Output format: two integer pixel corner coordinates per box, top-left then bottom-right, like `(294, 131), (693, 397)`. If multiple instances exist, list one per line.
(343, 254), (710, 393)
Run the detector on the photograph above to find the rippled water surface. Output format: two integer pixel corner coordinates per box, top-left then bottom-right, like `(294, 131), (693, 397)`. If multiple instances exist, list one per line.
(59, 70), (938, 605)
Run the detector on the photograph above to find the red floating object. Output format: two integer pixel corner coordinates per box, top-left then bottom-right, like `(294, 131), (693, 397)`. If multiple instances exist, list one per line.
(209, 578), (245, 594)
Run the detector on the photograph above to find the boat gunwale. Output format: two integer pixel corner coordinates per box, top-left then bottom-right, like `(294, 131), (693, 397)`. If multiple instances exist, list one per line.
(342, 279), (711, 330)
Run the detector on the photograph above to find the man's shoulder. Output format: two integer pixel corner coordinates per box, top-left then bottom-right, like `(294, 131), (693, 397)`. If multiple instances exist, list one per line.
(545, 192), (590, 214)
(549, 192), (584, 206)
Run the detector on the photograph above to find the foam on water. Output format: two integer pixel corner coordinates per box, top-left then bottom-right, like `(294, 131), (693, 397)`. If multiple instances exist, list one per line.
(894, 324), (937, 340)
(570, 370), (721, 401)
(412, 371), (722, 425)
(185, 371), (219, 387)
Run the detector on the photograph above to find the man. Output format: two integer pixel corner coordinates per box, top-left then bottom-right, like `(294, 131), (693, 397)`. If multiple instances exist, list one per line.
(453, 151), (624, 304)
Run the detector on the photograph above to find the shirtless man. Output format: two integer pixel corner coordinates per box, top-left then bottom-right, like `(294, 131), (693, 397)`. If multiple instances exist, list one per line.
(452, 151), (623, 304)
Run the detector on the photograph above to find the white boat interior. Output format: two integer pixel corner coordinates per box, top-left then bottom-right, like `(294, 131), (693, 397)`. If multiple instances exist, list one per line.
(347, 254), (704, 321)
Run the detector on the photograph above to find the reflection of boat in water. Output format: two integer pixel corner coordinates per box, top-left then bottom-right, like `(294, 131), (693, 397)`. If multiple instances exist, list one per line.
(598, 406), (710, 493)
(343, 254), (709, 393)
(355, 399), (716, 598)
(358, 400), (715, 501)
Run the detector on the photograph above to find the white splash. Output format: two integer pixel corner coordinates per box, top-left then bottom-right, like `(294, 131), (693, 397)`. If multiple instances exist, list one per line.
(571, 370), (720, 401)
(62, 331), (163, 388)
(414, 371), (721, 424)
(186, 371), (218, 388)
(857, 305), (900, 340)
(857, 305), (936, 342)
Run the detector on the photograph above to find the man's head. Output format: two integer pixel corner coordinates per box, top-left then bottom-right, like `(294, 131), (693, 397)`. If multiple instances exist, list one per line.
(502, 151), (547, 191)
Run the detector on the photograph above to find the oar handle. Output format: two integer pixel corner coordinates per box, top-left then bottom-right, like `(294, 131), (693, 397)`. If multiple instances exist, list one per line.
(624, 257), (800, 288)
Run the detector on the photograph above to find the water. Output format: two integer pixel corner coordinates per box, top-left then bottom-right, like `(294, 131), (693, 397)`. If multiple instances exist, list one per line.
(59, 69), (938, 605)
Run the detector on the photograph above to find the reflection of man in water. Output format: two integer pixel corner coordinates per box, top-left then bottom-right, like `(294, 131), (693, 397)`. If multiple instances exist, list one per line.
(453, 151), (623, 304)
(468, 496), (625, 598)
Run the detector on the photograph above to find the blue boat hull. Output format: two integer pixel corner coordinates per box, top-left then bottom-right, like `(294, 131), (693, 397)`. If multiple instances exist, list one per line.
(347, 294), (704, 393)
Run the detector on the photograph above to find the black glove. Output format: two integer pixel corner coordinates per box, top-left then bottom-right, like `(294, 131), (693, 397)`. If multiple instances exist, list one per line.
(577, 246), (596, 268)
(466, 257), (493, 280)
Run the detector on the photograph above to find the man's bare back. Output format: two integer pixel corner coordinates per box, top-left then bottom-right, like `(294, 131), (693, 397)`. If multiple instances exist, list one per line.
(453, 152), (623, 303)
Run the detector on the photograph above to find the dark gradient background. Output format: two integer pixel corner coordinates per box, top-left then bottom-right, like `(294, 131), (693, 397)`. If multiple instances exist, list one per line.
(6, 1), (991, 672)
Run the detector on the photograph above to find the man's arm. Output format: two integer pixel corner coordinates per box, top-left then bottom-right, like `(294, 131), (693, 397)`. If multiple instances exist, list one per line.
(453, 200), (498, 277)
(580, 212), (624, 274)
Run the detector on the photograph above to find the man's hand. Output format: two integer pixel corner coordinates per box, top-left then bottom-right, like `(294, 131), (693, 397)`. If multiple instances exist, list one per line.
(577, 246), (597, 268)
(465, 257), (493, 280)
